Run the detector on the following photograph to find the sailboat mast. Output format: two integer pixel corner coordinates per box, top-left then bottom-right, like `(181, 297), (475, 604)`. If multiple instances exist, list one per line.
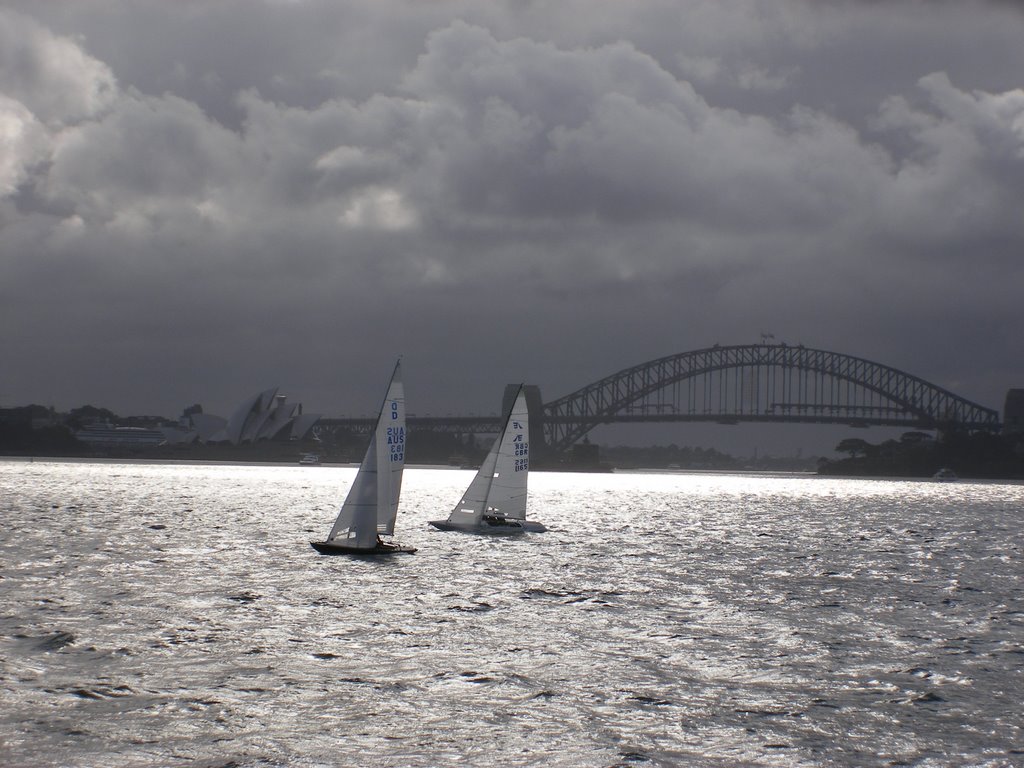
(377, 359), (402, 419)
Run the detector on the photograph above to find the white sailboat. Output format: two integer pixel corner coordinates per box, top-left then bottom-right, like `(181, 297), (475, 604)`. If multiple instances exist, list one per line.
(429, 385), (546, 534)
(310, 361), (416, 555)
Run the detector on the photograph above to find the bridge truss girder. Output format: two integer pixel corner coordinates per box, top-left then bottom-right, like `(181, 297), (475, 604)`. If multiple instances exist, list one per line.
(541, 344), (1001, 453)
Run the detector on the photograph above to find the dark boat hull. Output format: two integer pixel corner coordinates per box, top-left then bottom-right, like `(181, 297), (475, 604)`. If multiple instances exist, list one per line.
(428, 520), (525, 536)
(310, 541), (417, 556)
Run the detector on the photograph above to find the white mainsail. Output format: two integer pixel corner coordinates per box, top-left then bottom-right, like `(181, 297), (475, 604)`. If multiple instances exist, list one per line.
(446, 386), (528, 526)
(326, 362), (406, 548)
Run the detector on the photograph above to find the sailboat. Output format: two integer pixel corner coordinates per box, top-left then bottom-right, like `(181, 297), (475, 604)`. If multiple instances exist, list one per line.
(310, 361), (416, 555)
(429, 385), (546, 534)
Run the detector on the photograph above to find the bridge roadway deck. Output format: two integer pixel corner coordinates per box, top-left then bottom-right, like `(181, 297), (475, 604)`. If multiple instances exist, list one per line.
(317, 412), (952, 435)
(318, 416), (504, 434)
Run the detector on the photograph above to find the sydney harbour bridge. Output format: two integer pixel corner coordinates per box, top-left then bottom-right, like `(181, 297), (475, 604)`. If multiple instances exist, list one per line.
(317, 344), (1002, 457)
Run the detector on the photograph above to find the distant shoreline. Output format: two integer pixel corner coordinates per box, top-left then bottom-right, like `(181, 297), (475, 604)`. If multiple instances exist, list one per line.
(6, 454), (1024, 484)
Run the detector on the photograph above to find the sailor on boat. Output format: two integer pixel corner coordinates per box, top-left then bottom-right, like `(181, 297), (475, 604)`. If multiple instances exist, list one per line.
(481, 515), (523, 529)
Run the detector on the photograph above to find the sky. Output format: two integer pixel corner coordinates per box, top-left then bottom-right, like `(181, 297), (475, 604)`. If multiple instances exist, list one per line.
(2, 0), (1023, 455)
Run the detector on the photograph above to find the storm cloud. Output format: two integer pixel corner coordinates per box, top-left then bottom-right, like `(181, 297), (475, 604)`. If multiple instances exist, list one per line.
(2, 1), (1022, 450)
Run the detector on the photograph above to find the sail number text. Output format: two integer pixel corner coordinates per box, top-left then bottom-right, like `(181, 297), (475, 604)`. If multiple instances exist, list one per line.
(513, 431), (528, 469)
(387, 424), (405, 462)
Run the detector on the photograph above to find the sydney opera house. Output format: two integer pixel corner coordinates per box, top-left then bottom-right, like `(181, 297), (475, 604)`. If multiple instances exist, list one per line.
(166, 386), (319, 446)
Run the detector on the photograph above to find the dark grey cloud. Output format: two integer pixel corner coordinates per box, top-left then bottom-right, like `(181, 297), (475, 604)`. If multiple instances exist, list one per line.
(1, 1), (1022, 454)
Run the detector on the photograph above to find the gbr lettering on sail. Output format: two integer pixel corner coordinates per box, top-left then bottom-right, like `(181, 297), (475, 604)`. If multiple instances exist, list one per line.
(512, 420), (528, 472)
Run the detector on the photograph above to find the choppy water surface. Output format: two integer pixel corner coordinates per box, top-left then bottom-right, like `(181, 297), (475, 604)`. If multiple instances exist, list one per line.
(1, 460), (1022, 767)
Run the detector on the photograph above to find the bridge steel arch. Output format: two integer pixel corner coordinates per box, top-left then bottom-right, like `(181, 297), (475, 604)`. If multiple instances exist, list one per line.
(541, 344), (1001, 454)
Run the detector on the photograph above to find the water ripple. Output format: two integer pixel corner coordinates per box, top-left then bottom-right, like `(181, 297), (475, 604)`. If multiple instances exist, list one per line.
(1, 460), (1022, 766)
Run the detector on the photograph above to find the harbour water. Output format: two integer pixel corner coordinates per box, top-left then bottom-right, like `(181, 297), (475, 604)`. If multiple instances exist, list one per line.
(1, 459), (1022, 767)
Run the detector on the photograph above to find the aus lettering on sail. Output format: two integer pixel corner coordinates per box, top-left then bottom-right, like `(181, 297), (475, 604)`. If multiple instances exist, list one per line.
(512, 419), (529, 471)
(387, 400), (405, 463)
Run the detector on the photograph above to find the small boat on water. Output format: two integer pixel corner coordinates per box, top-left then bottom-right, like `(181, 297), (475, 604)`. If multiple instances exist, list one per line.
(429, 385), (546, 535)
(310, 361), (416, 555)
(932, 467), (958, 481)
(298, 453), (321, 466)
